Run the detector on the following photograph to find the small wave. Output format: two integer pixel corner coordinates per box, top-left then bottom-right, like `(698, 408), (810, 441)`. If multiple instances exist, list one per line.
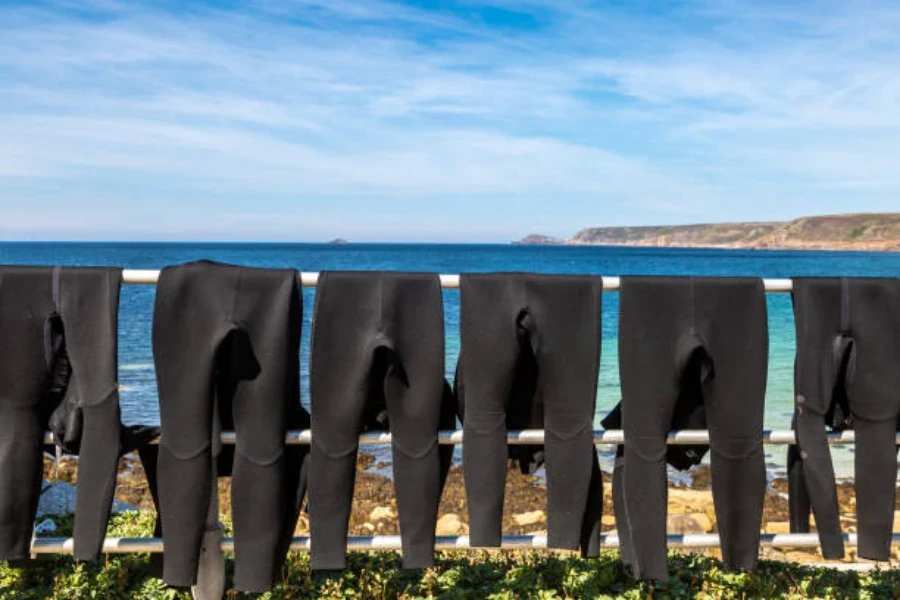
(120, 363), (154, 371)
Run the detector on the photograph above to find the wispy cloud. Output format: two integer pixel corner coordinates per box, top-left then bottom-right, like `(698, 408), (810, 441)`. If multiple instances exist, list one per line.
(1, 0), (899, 240)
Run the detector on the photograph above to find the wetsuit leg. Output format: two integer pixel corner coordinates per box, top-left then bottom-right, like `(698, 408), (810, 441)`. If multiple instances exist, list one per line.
(0, 268), (52, 563)
(438, 379), (457, 499)
(610, 448), (635, 567)
(786, 417), (813, 535)
(135, 441), (164, 576)
(792, 407), (844, 557)
(788, 278), (846, 558)
(580, 450), (603, 557)
(309, 272), (381, 570)
(524, 275), (602, 554)
(698, 278), (768, 571)
(226, 267), (304, 592)
(458, 274), (521, 547)
(845, 278), (900, 560)
(153, 263), (233, 586)
(853, 416), (897, 560)
(618, 277), (690, 581)
(57, 268), (124, 562)
(382, 274), (444, 568)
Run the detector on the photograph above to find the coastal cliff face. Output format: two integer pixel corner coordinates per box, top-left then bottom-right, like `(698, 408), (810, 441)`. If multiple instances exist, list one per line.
(518, 213), (900, 251)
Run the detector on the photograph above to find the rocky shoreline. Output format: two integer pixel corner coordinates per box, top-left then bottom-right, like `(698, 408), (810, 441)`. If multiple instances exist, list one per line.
(42, 453), (900, 566)
(515, 213), (900, 252)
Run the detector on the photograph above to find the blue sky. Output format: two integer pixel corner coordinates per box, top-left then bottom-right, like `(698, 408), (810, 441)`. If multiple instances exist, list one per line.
(1, 0), (899, 242)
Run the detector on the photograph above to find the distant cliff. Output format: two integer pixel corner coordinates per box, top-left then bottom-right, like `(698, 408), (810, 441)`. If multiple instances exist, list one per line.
(516, 213), (900, 251)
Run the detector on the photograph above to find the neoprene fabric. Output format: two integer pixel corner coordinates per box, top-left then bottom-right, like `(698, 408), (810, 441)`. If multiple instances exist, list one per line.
(617, 276), (768, 581)
(152, 260), (309, 593)
(0, 266), (123, 564)
(308, 271), (447, 571)
(456, 273), (603, 557)
(788, 277), (900, 561)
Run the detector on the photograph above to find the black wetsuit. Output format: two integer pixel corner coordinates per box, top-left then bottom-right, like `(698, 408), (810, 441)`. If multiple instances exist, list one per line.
(308, 271), (447, 570)
(787, 277), (900, 561)
(0, 266), (124, 564)
(152, 261), (309, 593)
(456, 273), (603, 556)
(617, 276), (768, 581)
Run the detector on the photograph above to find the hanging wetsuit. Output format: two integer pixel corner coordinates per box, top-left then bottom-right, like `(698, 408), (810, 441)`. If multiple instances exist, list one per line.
(618, 276), (768, 581)
(457, 273), (603, 556)
(308, 271), (446, 570)
(787, 277), (900, 561)
(152, 261), (309, 593)
(0, 266), (124, 564)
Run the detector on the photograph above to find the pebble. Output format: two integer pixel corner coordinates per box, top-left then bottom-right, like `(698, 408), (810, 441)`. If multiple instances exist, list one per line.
(436, 513), (469, 535)
(666, 514), (706, 534)
(369, 506), (396, 522)
(513, 510), (546, 527)
(763, 521), (792, 534)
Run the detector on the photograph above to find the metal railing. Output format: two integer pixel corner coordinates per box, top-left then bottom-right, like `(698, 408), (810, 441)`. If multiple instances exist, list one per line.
(120, 269), (795, 291)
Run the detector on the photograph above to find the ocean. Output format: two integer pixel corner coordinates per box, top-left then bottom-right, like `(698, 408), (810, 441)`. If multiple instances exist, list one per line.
(3, 242), (899, 477)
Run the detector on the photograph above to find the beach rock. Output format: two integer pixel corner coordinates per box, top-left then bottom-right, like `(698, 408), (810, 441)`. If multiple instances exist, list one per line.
(666, 514), (706, 534)
(764, 521), (792, 534)
(294, 514), (309, 534)
(668, 488), (712, 509)
(513, 510), (545, 527)
(38, 481), (135, 517)
(668, 488), (717, 524)
(770, 477), (789, 495)
(436, 514), (468, 535)
(688, 512), (714, 532)
(362, 522), (376, 533)
(369, 506), (396, 522)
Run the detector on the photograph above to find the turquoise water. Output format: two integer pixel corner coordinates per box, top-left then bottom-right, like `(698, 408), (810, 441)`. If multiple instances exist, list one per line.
(3, 242), (898, 476)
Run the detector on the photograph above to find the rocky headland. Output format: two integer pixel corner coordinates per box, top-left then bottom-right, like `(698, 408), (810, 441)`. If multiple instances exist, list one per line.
(516, 213), (900, 252)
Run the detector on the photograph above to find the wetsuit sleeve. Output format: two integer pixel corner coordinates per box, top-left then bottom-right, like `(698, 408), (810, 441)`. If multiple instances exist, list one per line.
(59, 268), (124, 562)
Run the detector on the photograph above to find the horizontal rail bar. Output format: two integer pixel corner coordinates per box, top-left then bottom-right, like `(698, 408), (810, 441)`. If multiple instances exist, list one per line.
(30, 533), (900, 554)
(43, 429), (872, 446)
(120, 270), (794, 292)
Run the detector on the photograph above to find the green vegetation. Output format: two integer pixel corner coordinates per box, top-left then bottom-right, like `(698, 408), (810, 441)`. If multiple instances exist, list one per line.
(848, 225), (868, 239)
(3, 512), (900, 599)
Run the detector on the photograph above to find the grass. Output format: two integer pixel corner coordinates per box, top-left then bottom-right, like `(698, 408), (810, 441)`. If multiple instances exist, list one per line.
(3, 512), (900, 599)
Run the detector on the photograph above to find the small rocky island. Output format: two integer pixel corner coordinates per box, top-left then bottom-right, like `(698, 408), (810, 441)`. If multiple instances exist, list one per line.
(516, 213), (900, 251)
(328, 238), (349, 245)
